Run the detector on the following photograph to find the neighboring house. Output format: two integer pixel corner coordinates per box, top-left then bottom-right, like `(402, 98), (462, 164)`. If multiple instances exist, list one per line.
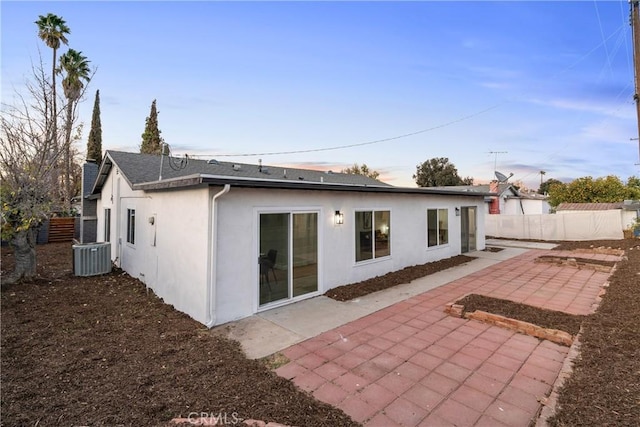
(501, 190), (551, 215)
(435, 182), (551, 215)
(78, 160), (99, 243)
(91, 151), (489, 326)
(557, 202), (640, 230)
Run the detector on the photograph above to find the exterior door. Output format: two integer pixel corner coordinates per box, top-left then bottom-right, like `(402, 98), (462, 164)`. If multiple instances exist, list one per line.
(259, 212), (318, 306)
(120, 204), (137, 273)
(461, 206), (477, 253)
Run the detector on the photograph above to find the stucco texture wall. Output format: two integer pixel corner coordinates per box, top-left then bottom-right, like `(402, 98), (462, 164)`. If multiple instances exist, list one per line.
(213, 188), (485, 325)
(99, 178), (485, 326)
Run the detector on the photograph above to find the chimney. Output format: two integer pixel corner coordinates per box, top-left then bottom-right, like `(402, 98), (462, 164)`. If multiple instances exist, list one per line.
(489, 180), (500, 214)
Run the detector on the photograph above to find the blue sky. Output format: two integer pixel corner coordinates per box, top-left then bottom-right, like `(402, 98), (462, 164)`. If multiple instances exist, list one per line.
(2, 1), (639, 189)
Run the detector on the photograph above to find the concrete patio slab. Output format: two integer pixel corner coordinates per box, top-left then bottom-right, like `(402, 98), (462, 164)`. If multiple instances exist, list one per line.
(260, 297), (370, 343)
(214, 247), (528, 358)
(210, 315), (305, 359)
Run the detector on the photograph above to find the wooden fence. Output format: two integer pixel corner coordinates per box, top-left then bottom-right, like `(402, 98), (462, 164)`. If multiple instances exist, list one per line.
(48, 217), (76, 243)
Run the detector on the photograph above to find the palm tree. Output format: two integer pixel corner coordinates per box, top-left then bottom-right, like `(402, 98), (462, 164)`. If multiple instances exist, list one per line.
(35, 13), (70, 147)
(58, 49), (91, 212)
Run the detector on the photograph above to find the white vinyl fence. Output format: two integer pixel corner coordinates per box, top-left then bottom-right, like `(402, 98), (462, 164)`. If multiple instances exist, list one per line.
(486, 211), (624, 241)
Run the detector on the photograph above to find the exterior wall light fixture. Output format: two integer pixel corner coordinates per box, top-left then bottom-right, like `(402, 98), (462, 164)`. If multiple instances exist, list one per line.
(455, 207), (461, 216)
(334, 210), (344, 225)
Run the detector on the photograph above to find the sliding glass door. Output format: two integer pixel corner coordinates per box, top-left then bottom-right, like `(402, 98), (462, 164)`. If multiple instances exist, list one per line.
(259, 212), (318, 306)
(293, 213), (318, 297)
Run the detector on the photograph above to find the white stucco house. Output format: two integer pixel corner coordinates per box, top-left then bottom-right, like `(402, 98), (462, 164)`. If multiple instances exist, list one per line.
(498, 188), (551, 215)
(91, 151), (489, 327)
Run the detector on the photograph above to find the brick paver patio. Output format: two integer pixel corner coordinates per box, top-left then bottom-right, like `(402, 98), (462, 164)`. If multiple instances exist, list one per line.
(276, 249), (620, 426)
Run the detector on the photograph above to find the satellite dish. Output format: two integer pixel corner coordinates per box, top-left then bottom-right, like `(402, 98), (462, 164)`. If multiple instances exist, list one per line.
(495, 171), (513, 183)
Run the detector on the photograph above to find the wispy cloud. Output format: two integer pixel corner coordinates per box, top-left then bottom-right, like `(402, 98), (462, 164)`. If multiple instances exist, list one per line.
(528, 97), (634, 120)
(479, 81), (512, 90)
(461, 38), (488, 50)
(579, 120), (637, 144)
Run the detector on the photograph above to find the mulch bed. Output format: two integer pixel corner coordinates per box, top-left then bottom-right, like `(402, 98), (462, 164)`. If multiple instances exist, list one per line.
(324, 255), (475, 301)
(455, 294), (585, 336)
(1, 243), (358, 427)
(547, 239), (640, 427)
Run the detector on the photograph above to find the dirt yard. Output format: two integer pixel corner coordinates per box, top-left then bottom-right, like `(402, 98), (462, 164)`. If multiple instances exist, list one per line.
(1, 243), (357, 427)
(2, 239), (639, 426)
(548, 239), (640, 427)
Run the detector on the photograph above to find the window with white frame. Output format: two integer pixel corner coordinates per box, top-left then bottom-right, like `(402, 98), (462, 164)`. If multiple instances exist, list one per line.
(104, 208), (111, 242)
(126, 209), (135, 244)
(427, 208), (448, 247)
(355, 210), (391, 262)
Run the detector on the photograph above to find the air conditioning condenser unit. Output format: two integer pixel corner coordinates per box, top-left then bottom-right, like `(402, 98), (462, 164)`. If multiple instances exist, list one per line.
(73, 242), (112, 276)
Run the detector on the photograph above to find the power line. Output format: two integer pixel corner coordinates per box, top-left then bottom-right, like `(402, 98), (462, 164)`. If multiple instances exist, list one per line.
(188, 104), (502, 158)
(516, 82), (634, 184)
(186, 12), (630, 173)
(594, 0), (614, 79)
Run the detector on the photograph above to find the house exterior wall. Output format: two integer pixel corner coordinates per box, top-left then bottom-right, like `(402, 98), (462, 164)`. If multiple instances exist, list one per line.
(98, 176), (485, 326)
(97, 169), (211, 323)
(502, 198), (551, 215)
(212, 187), (485, 325)
(80, 162), (99, 243)
(622, 210), (638, 229)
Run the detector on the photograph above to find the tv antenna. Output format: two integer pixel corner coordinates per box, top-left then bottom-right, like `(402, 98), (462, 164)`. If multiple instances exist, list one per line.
(487, 151), (508, 172)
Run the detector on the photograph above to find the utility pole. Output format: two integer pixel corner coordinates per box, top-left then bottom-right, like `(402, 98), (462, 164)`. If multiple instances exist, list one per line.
(631, 1), (640, 162)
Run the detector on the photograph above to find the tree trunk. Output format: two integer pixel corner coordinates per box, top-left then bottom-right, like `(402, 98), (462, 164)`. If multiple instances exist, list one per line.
(64, 101), (73, 213)
(51, 47), (58, 153)
(4, 229), (38, 285)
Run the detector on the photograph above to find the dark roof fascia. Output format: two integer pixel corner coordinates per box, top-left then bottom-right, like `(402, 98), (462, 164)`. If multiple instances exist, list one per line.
(91, 152), (136, 195)
(134, 174), (491, 197)
(91, 157), (112, 194)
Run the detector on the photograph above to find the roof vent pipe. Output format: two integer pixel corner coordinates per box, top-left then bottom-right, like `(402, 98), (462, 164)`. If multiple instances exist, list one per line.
(258, 158), (262, 173)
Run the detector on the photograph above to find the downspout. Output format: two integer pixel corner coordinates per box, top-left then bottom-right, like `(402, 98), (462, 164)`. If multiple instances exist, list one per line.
(205, 184), (231, 328)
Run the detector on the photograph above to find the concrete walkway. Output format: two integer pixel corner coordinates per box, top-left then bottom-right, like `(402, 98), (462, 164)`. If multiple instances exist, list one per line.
(213, 245), (534, 359)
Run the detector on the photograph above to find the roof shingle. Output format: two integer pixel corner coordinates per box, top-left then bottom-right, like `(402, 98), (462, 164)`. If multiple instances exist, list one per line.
(556, 202), (623, 211)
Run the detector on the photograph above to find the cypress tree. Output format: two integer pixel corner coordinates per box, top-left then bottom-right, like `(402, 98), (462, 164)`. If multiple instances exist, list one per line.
(140, 99), (163, 154)
(87, 89), (102, 163)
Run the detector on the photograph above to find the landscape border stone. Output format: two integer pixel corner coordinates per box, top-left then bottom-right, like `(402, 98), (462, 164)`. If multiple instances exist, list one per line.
(444, 302), (574, 346)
